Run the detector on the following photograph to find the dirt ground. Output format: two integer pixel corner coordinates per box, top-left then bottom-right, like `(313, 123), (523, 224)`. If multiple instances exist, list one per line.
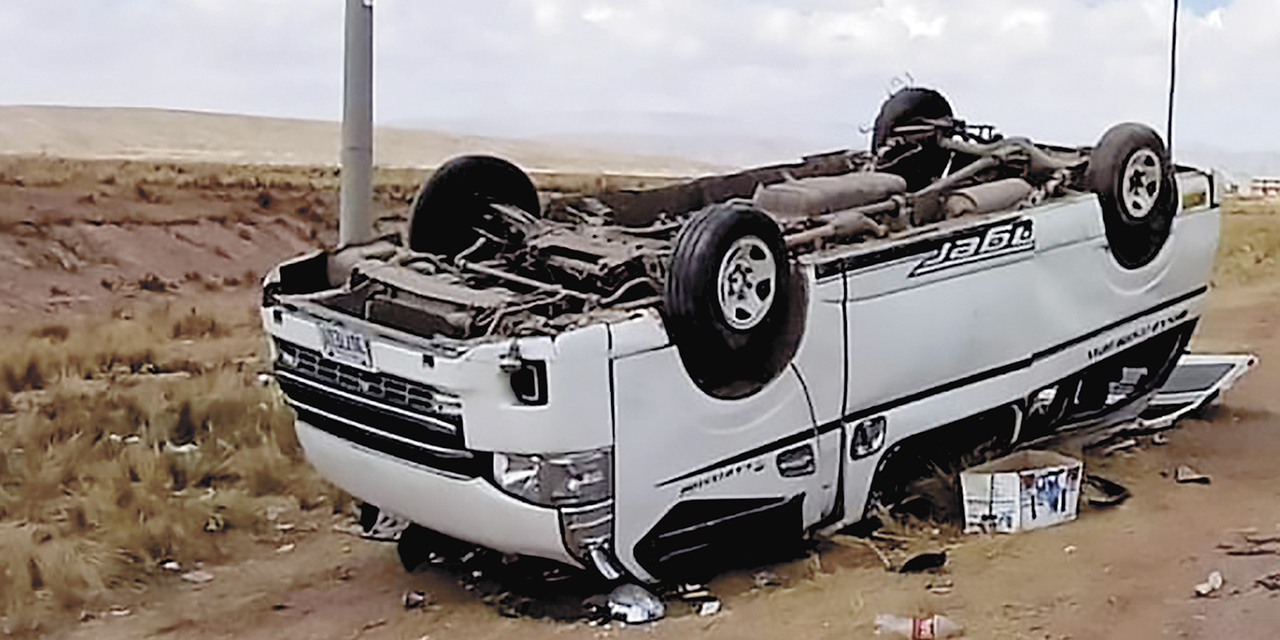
(3, 164), (1280, 640)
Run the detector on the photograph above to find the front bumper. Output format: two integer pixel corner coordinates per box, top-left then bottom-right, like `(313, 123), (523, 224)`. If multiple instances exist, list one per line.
(295, 419), (582, 568)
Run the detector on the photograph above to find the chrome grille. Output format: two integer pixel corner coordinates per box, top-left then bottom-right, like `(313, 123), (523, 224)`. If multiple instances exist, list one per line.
(276, 340), (462, 431)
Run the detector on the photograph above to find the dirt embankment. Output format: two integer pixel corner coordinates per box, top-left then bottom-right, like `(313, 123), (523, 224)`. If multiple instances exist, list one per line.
(0, 156), (345, 320)
(1, 155), (1279, 640)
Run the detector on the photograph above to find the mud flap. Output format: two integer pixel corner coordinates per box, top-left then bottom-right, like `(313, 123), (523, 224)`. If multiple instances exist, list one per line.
(1136, 353), (1256, 429)
(633, 495), (805, 580)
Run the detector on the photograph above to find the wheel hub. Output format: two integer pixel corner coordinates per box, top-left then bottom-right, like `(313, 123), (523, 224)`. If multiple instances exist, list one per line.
(717, 236), (777, 330)
(1122, 148), (1162, 219)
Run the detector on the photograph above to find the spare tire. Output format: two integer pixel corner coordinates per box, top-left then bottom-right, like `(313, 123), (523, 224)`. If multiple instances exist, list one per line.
(407, 155), (540, 258)
(872, 87), (954, 192)
(664, 203), (805, 399)
(1087, 123), (1176, 270)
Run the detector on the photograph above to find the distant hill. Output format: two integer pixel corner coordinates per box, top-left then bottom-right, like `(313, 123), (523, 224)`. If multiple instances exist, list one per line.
(0, 106), (729, 177)
(1176, 143), (1280, 189)
(5, 105), (1271, 187)
(397, 109), (859, 168)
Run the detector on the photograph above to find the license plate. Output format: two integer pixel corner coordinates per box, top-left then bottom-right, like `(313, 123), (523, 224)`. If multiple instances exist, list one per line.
(320, 326), (372, 369)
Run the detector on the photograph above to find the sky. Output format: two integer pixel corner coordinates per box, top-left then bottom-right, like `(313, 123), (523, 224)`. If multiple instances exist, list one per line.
(0, 0), (1274, 165)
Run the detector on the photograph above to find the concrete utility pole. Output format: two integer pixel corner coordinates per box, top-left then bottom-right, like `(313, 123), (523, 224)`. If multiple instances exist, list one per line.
(339, 0), (375, 246)
(1166, 0), (1179, 159)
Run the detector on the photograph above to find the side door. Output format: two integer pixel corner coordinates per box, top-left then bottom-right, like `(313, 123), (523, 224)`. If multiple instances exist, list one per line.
(832, 217), (1041, 524)
(608, 267), (840, 582)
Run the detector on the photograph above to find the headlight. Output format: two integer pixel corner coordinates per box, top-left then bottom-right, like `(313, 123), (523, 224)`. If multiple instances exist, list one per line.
(276, 340), (299, 368)
(490, 447), (612, 507)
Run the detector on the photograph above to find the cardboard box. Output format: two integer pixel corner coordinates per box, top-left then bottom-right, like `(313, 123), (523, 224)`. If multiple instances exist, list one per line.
(961, 450), (1082, 534)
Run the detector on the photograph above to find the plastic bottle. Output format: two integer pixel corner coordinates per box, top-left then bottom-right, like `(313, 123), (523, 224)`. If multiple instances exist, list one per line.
(875, 614), (963, 639)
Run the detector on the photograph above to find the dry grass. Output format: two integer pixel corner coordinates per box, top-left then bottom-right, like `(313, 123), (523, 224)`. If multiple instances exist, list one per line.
(1216, 197), (1280, 287)
(0, 303), (339, 626)
(0, 154), (420, 198)
(0, 154), (686, 201)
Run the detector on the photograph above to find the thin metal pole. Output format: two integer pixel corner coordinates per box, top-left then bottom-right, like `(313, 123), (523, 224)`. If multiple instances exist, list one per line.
(1166, 0), (1179, 158)
(340, 0), (374, 246)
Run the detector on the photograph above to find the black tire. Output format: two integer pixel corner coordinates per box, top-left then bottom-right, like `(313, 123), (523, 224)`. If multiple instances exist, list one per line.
(1087, 123), (1176, 269)
(872, 87), (954, 192)
(396, 524), (432, 572)
(664, 202), (805, 398)
(396, 523), (476, 572)
(407, 155), (540, 258)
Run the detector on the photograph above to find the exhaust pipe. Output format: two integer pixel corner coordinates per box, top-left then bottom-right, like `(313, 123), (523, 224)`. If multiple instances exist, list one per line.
(339, 0), (374, 247)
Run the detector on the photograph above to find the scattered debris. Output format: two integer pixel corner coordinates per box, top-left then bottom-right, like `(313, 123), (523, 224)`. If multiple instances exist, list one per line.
(1194, 570), (1224, 597)
(332, 523), (363, 537)
(300, 495), (328, 511)
(1175, 465), (1212, 484)
(582, 593), (611, 622)
(899, 551), (947, 573)
(276, 522), (296, 533)
(870, 531), (914, 543)
(875, 614), (964, 639)
(1083, 474), (1131, 507)
(494, 594), (538, 619)
(1223, 542), (1280, 556)
(136, 273), (173, 293)
(1064, 545), (1078, 555)
(1256, 574), (1280, 591)
(752, 570), (783, 589)
(78, 610), (95, 622)
(205, 513), (226, 532)
(180, 570), (215, 584)
(1217, 532), (1280, 556)
(606, 584), (665, 624)
(276, 543), (296, 553)
(697, 599), (722, 617)
(1101, 438), (1140, 456)
(806, 549), (825, 576)
(160, 560), (182, 572)
(107, 606), (132, 617)
(961, 450), (1082, 534)
(926, 578), (955, 595)
(403, 590), (429, 609)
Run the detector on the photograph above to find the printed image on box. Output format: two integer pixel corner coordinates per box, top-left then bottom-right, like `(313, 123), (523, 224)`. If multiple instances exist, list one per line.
(961, 450), (1083, 534)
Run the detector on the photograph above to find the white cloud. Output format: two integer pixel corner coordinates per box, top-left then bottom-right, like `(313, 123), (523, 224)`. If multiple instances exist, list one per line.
(0, 0), (1273, 161)
(1000, 8), (1050, 33)
(898, 5), (946, 38)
